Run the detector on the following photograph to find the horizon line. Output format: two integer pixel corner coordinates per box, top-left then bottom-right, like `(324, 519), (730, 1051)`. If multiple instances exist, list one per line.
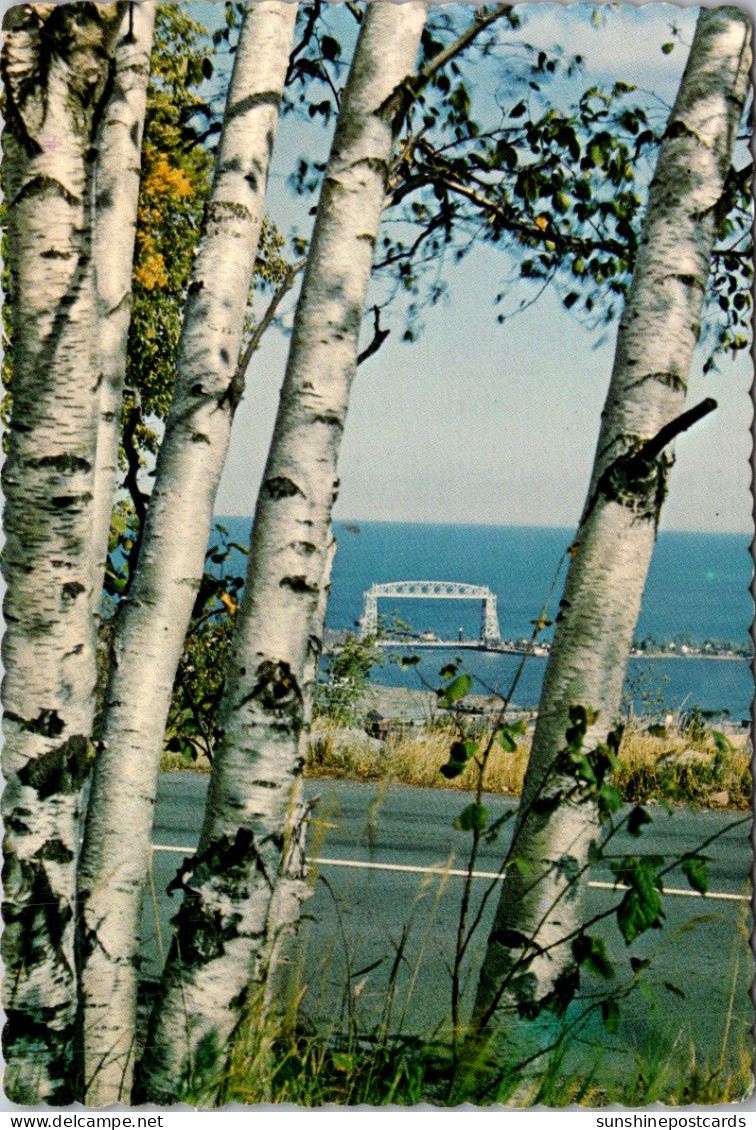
(213, 514), (753, 537)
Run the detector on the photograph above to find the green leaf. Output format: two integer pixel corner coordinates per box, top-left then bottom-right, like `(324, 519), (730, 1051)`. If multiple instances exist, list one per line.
(572, 934), (614, 979)
(613, 856), (664, 943)
(497, 728), (517, 753)
(661, 41), (675, 54)
(601, 998), (620, 1033)
(440, 760), (467, 779)
(495, 140), (518, 169)
(576, 756), (596, 784)
(399, 654), (420, 668)
(587, 142), (603, 168)
(331, 1051), (355, 1073)
(450, 739), (477, 763)
(569, 704), (599, 727)
(681, 856), (709, 896)
(553, 190), (570, 215)
(439, 662), (459, 680)
(616, 887), (663, 945)
(513, 857), (540, 881)
(510, 100), (527, 118)
(598, 783), (623, 815)
(627, 805), (651, 838)
(545, 967), (580, 1017)
(440, 672), (472, 705)
(454, 803), (489, 832)
(320, 35), (340, 61)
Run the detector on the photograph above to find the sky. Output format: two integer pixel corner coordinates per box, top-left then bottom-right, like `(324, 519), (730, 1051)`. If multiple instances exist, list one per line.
(209, 2), (753, 534)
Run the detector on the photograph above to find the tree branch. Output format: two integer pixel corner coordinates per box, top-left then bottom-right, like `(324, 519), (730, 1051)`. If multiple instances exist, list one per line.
(223, 259), (306, 413)
(434, 168), (629, 259)
(380, 4), (512, 123)
(584, 398), (718, 528)
(636, 396), (717, 463)
(357, 305), (390, 366)
(415, 4), (512, 87)
(284, 2), (323, 87)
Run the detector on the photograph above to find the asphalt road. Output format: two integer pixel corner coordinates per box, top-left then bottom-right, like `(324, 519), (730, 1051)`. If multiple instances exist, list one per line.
(143, 773), (753, 1082)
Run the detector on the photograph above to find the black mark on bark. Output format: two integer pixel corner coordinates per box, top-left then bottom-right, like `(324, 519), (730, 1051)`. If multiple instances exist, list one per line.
(265, 476), (304, 500)
(280, 575), (318, 595)
(17, 734), (89, 798)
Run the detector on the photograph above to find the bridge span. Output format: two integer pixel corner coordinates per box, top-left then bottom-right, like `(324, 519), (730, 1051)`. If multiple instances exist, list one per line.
(359, 580), (502, 647)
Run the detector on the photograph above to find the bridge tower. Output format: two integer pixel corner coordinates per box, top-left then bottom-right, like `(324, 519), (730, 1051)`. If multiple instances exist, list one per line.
(481, 591), (501, 646)
(359, 581), (502, 646)
(360, 585), (379, 637)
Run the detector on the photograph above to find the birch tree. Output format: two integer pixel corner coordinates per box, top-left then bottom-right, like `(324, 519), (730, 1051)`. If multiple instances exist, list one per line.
(461, 6), (752, 1093)
(136, 4), (430, 1102)
(91, 3), (155, 591)
(0, 3), (124, 1104)
(76, 1), (297, 1105)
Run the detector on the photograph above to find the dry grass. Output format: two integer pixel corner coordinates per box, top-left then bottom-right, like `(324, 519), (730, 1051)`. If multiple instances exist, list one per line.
(306, 717), (529, 795)
(612, 721), (751, 809)
(159, 709), (751, 811)
(305, 716), (752, 809)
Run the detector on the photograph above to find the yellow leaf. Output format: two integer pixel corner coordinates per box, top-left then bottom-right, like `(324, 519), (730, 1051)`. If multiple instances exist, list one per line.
(143, 152), (194, 200)
(219, 592), (238, 615)
(134, 253), (168, 290)
(535, 215), (549, 231)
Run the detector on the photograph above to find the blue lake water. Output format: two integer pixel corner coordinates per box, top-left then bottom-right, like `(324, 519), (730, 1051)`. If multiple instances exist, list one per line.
(214, 519), (753, 720)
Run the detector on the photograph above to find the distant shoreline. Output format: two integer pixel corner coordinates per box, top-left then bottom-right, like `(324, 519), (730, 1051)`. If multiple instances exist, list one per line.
(359, 683), (746, 726)
(628, 651), (749, 662)
(322, 628), (752, 663)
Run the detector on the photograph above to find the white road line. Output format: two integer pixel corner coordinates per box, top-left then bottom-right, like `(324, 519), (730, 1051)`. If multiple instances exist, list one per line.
(587, 878), (747, 902)
(150, 844), (750, 902)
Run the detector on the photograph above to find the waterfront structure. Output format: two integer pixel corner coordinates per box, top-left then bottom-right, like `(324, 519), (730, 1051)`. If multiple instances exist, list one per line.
(360, 580), (502, 647)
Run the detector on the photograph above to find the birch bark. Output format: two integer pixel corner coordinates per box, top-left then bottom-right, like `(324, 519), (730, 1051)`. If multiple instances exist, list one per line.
(1, 3), (122, 1103)
(464, 6), (751, 1088)
(137, 5), (428, 1103)
(76, 2), (297, 1106)
(258, 535), (336, 1016)
(91, 2), (155, 592)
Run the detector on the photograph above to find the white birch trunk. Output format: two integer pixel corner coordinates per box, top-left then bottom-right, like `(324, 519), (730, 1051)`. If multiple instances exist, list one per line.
(76, 3), (297, 1106)
(258, 535), (336, 1022)
(0, 4), (122, 1104)
(91, 2), (155, 593)
(465, 7), (751, 1087)
(137, 6), (428, 1103)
